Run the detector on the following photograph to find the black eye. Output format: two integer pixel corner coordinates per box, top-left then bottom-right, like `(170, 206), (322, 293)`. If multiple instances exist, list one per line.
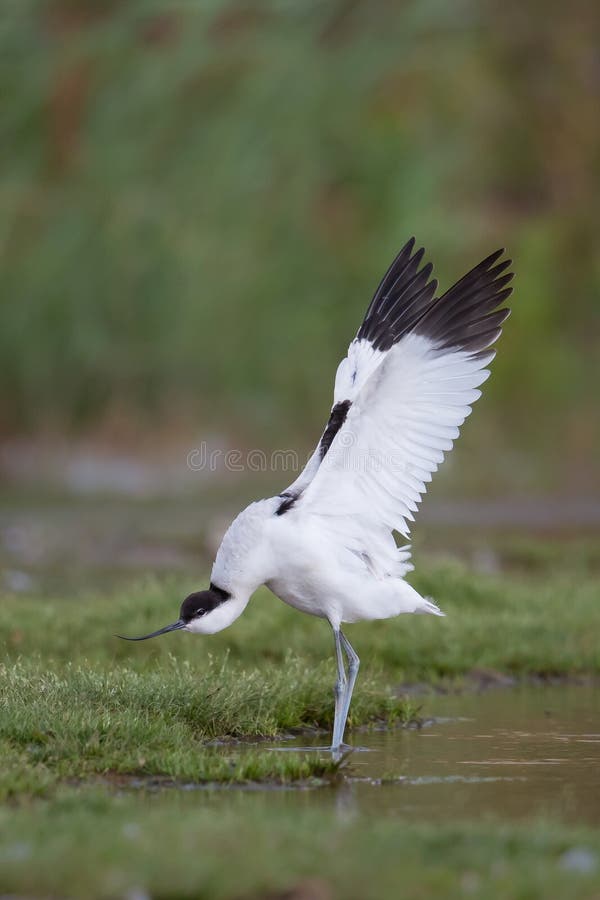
(195, 608), (206, 617)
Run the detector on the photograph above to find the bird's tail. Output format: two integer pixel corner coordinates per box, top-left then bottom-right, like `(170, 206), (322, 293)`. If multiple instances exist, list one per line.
(373, 579), (445, 620)
(415, 596), (445, 616)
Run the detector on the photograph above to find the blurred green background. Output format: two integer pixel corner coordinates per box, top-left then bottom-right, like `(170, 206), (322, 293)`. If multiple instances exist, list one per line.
(2, 12), (600, 896)
(1, 0), (599, 495)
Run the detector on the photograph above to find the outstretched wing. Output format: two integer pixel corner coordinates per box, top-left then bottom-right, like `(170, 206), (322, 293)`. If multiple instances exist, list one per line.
(278, 237), (438, 513)
(279, 241), (513, 535)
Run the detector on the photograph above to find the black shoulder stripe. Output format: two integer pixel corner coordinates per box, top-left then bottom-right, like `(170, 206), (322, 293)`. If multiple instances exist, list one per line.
(415, 249), (513, 353)
(275, 400), (352, 516)
(275, 492), (297, 516)
(275, 401), (351, 517)
(357, 238), (438, 352)
(319, 399), (351, 460)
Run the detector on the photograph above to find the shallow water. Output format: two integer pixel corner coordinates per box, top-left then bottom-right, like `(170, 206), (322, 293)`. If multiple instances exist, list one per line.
(181, 685), (600, 825)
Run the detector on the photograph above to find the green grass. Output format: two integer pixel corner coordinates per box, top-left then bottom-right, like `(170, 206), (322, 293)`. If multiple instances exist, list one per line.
(0, 657), (407, 798)
(1, 550), (600, 896)
(1, 555), (598, 799)
(1, 790), (600, 900)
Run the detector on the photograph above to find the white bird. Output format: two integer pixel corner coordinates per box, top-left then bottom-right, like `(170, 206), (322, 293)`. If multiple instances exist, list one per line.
(119, 238), (513, 752)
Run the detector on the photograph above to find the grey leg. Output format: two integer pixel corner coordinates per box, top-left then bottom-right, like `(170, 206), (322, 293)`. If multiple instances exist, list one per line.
(330, 629), (360, 752)
(338, 631), (360, 743)
(331, 628), (347, 752)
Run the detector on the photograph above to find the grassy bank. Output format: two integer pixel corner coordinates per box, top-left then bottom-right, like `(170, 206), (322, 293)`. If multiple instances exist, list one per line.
(1, 549), (599, 897)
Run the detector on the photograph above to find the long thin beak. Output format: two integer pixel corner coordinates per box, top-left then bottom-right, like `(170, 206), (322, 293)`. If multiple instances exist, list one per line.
(116, 620), (185, 641)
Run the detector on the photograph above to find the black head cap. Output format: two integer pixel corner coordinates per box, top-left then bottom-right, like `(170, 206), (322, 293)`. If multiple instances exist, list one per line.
(116, 583), (231, 642)
(179, 584), (230, 623)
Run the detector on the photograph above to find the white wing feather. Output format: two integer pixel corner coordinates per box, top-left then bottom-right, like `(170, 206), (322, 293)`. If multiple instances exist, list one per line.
(299, 333), (495, 537)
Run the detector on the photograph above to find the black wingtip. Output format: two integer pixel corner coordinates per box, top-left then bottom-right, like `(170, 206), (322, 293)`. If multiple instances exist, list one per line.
(357, 238), (437, 350)
(485, 248), (505, 266)
(414, 247), (514, 354)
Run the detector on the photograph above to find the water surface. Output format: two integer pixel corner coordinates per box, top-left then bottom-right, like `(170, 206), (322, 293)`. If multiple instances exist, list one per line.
(193, 685), (599, 825)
